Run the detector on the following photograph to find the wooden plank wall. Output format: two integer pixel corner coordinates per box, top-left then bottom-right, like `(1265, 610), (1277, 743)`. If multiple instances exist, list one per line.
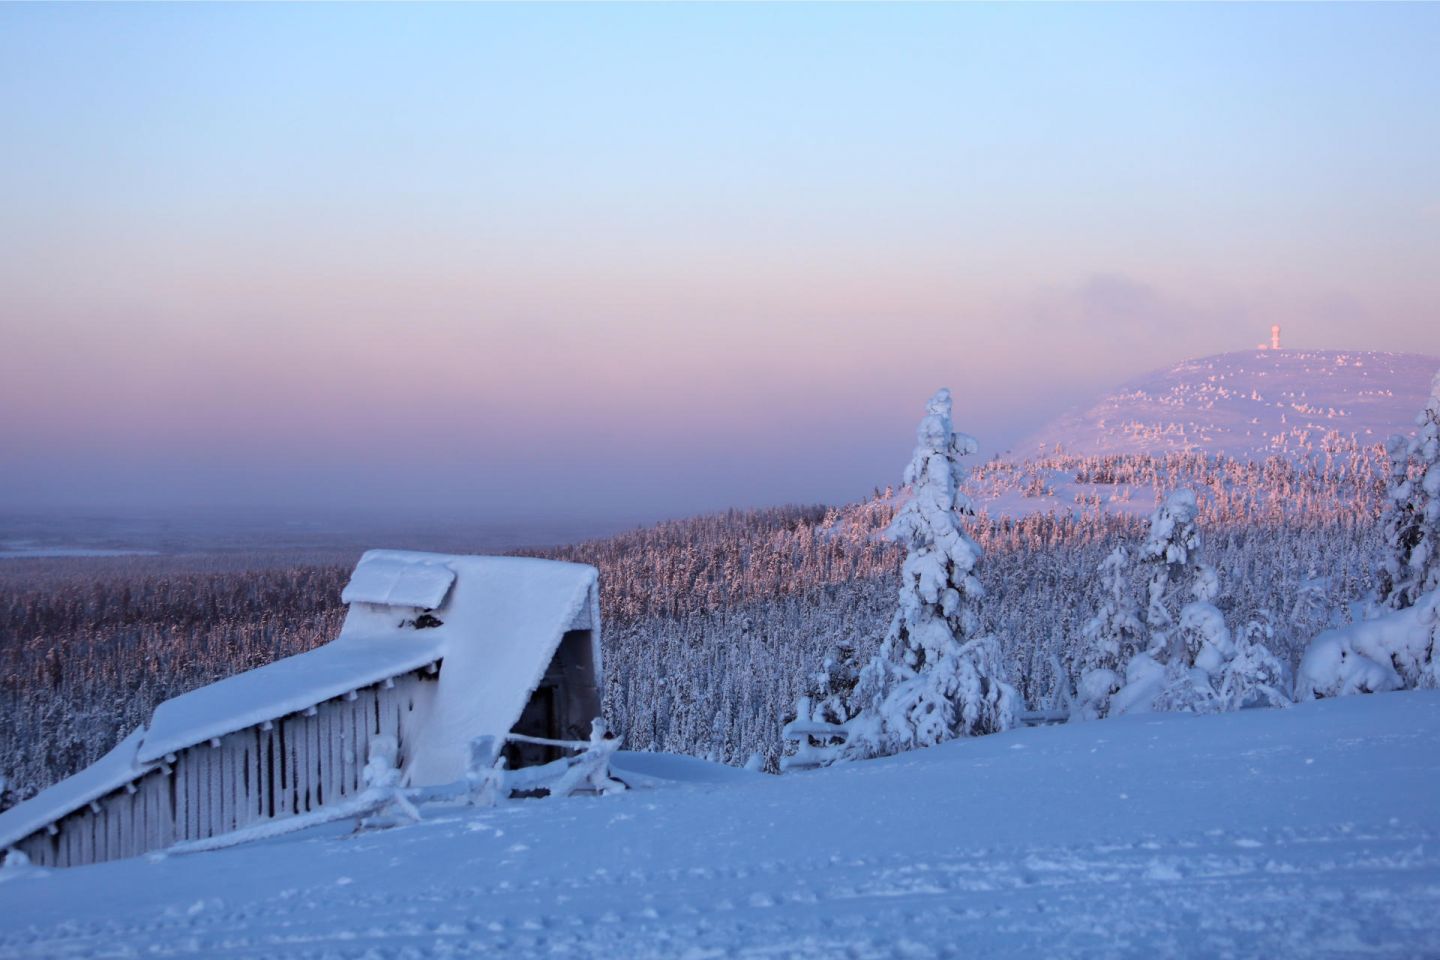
(11, 669), (436, 868)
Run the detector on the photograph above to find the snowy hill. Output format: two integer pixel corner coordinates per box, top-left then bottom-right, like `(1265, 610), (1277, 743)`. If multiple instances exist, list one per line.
(3, 692), (1438, 958)
(1016, 349), (1438, 460)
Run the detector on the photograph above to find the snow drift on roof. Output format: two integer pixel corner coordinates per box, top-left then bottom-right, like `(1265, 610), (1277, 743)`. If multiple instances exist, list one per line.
(392, 552), (601, 786)
(341, 553), (456, 609)
(138, 634), (445, 764)
(0, 727), (152, 853)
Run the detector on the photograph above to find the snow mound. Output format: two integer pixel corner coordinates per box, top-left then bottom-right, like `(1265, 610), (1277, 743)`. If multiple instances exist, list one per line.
(1018, 349), (1439, 460)
(609, 751), (768, 786)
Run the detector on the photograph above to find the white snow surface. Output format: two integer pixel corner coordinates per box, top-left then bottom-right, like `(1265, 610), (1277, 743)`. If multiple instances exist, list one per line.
(3, 692), (1437, 958)
(1017, 349), (1439, 460)
(608, 750), (769, 787)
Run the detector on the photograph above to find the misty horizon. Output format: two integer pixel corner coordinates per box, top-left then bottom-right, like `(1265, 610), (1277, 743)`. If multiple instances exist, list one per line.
(5, 343), (1439, 536)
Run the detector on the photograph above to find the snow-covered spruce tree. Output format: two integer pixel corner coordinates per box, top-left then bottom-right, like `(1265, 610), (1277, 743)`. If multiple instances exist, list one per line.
(1070, 547), (1145, 721)
(1298, 371), (1440, 697)
(780, 641), (862, 770)
(1289, 568), (1333, 657)
(1112, 487), (1286, 714)
(1137, 488), (1206, 661)
(1217, 612), (1292, 711)
(1147, 489), (1230, 710)
(839, 389), (1018, 760)
(1376, 369), (1440, 611)
(811, 640), (863, 728)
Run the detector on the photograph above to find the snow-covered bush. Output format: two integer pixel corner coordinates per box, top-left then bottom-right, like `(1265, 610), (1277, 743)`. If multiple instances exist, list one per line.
(1176, 592), (1233, 676)
(1289, 568), (1334, 654)
(833, 389), (1017, 762)
(1112, 489), (1213, 714)
(1376, 370), (1440, 611)
(1215, 613), (1292, 711)
(1295, 590), (1439, 698)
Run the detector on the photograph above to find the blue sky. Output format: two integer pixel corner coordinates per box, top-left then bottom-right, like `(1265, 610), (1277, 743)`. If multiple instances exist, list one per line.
(1, 3), (1437, 524)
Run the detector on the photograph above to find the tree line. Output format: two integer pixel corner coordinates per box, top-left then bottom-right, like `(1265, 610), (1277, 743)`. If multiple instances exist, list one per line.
(0, 441), (1390, 806)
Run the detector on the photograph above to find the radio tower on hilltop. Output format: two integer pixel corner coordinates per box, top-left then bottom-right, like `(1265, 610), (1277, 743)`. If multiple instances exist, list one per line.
(1258, 324), (1282, 351)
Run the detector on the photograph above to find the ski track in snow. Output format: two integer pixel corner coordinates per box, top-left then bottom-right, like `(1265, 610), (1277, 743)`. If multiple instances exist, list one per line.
(8, 828), (1436, 959)
(3, 693), (1438, 959)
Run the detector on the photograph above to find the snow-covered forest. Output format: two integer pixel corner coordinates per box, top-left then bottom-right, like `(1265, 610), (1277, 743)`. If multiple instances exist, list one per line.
(0, 437), (1391, 807)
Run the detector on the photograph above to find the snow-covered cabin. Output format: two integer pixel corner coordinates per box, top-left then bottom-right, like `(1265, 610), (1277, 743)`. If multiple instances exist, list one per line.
(0, 551), (603, 868)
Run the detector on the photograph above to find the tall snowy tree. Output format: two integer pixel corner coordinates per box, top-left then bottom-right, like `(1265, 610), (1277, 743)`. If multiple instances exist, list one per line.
(1070, 547), (1145, 720)
(839, 389), (1017, 759)
(1377, 369), (1440, 611)
(1137, 488), (1207, 661)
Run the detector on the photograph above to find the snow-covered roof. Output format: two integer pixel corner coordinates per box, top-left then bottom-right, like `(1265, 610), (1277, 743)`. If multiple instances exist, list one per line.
(381, 552), (601, 786)
(138, 634), (447, 763)
(0, 727), (153, 854)
(1, 550), (601, 854)
(340, 553), (456, 609)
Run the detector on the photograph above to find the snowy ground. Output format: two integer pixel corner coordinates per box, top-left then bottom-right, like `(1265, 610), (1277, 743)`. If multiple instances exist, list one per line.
(3, 692), (1438, 959)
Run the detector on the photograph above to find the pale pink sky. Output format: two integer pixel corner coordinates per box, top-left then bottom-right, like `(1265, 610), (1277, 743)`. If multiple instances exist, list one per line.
(2, 4), (1437, 523)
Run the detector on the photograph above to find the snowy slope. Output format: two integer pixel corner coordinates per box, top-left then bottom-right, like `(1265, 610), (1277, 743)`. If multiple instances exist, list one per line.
(1017, 349), (1438, 460)
(3, 692), (1438, 958)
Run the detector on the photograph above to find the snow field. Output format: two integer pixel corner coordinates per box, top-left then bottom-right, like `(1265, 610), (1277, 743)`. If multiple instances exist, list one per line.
(2, 691), (1437, 959)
